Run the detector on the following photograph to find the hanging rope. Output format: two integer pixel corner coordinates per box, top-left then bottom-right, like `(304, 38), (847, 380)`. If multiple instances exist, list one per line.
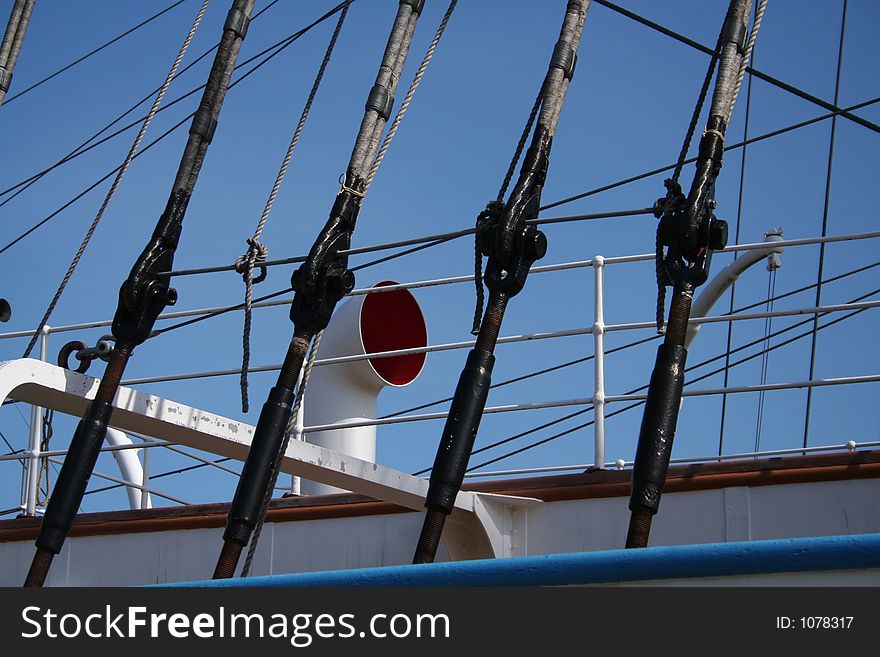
(240, 329), (323, 577)
(364, 0), (457, 191)
(21, 0), (212, 359)
(237, 2), (350, 413)
(35, 408), (53, 507)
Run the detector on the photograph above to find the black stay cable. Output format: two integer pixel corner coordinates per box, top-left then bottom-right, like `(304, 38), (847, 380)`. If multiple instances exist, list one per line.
(0, 0), (283, 207)
(0, 1), (345, 254)
(23, 0), (258, 588)
(539, 96), (880, 213)
(592, 0), (880, 135)
(2, 0), (189, 106)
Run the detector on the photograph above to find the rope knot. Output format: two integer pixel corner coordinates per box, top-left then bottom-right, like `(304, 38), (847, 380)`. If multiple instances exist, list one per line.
(235, 238), (269, 284)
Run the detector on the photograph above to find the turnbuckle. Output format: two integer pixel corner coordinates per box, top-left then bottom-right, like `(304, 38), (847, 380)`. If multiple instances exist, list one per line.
(654, 178), (728, 289)
(289, 174), (363, 334)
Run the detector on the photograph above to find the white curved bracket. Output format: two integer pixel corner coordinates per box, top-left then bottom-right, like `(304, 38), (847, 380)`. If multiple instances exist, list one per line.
(686, 228), (785, 348)
(0, 358), (538, 559)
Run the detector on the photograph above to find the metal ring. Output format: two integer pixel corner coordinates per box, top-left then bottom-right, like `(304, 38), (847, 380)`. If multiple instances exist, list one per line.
(57, 340), (91, 374)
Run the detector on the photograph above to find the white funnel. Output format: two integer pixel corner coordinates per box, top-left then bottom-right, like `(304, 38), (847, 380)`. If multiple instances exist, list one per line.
(301, 281), (427, 496)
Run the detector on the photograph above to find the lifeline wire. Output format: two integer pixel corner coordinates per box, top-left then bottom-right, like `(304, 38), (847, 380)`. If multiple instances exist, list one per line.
(465, 287), (878, 472)
(81, 264), (880, 489)
(20, 0), (213, 359)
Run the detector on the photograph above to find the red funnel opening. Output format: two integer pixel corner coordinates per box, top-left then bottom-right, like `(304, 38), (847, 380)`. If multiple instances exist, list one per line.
(360, 281), (427, 386)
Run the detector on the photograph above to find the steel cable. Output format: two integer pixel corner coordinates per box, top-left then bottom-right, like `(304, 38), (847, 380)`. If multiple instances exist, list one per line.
(21, 0), (213, 359)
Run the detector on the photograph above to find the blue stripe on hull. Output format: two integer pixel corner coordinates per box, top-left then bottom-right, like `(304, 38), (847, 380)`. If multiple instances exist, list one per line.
(166, 533), (880, 587)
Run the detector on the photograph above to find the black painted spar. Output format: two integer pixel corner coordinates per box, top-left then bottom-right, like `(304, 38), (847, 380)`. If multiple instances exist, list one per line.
(626, 0), (754, 549)
(413, 0), (589, 565)
(23, 0), (257, 588)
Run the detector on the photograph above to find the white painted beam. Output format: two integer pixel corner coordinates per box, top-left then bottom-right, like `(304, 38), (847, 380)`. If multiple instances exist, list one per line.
(0, 358), (475, 513)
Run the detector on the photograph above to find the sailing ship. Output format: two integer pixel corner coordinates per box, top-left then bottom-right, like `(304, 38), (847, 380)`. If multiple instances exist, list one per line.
(0, 0), (877, 586)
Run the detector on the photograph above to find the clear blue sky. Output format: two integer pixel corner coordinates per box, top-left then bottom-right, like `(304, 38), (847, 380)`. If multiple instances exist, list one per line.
(0, 0), (877, 513)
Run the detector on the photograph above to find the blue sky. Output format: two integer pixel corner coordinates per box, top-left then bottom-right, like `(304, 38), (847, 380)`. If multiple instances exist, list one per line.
(0, 0), (878, 513)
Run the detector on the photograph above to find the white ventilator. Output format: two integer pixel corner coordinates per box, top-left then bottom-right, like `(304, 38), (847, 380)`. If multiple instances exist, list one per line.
(300, 281), (427, 496)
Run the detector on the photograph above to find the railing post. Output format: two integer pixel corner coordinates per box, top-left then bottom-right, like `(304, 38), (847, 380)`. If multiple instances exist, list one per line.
(24, 324), (50, 515)
(140, 441), (151, 510)
(592, 257), (606, 470)
(290, 367), (306, 497)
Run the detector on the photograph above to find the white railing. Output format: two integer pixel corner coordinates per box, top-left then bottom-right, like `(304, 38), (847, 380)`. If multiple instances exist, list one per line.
(1, 229), (878, 515)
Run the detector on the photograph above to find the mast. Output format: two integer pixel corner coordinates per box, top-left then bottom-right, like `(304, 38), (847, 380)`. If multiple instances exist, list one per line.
(0, 0), (36, 106)
(23, 0), (257, 587)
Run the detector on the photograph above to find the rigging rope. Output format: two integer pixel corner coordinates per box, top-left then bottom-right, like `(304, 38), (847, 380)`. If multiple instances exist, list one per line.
(236, 0), (459, 577)
(0, 0), (35, 106)
(24, 0), (259, 589)
(0, 1), (282, 208)
(238, 2), (350, 413)
(538, 95), (880, 214)
(213, 0), (460, 580)
(21, 0), (212, 359)
(654, 0), (767, 334)
(472, 87), (545, 335)
(365, 0), (457, 192)
(591, 0), (879, 135)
